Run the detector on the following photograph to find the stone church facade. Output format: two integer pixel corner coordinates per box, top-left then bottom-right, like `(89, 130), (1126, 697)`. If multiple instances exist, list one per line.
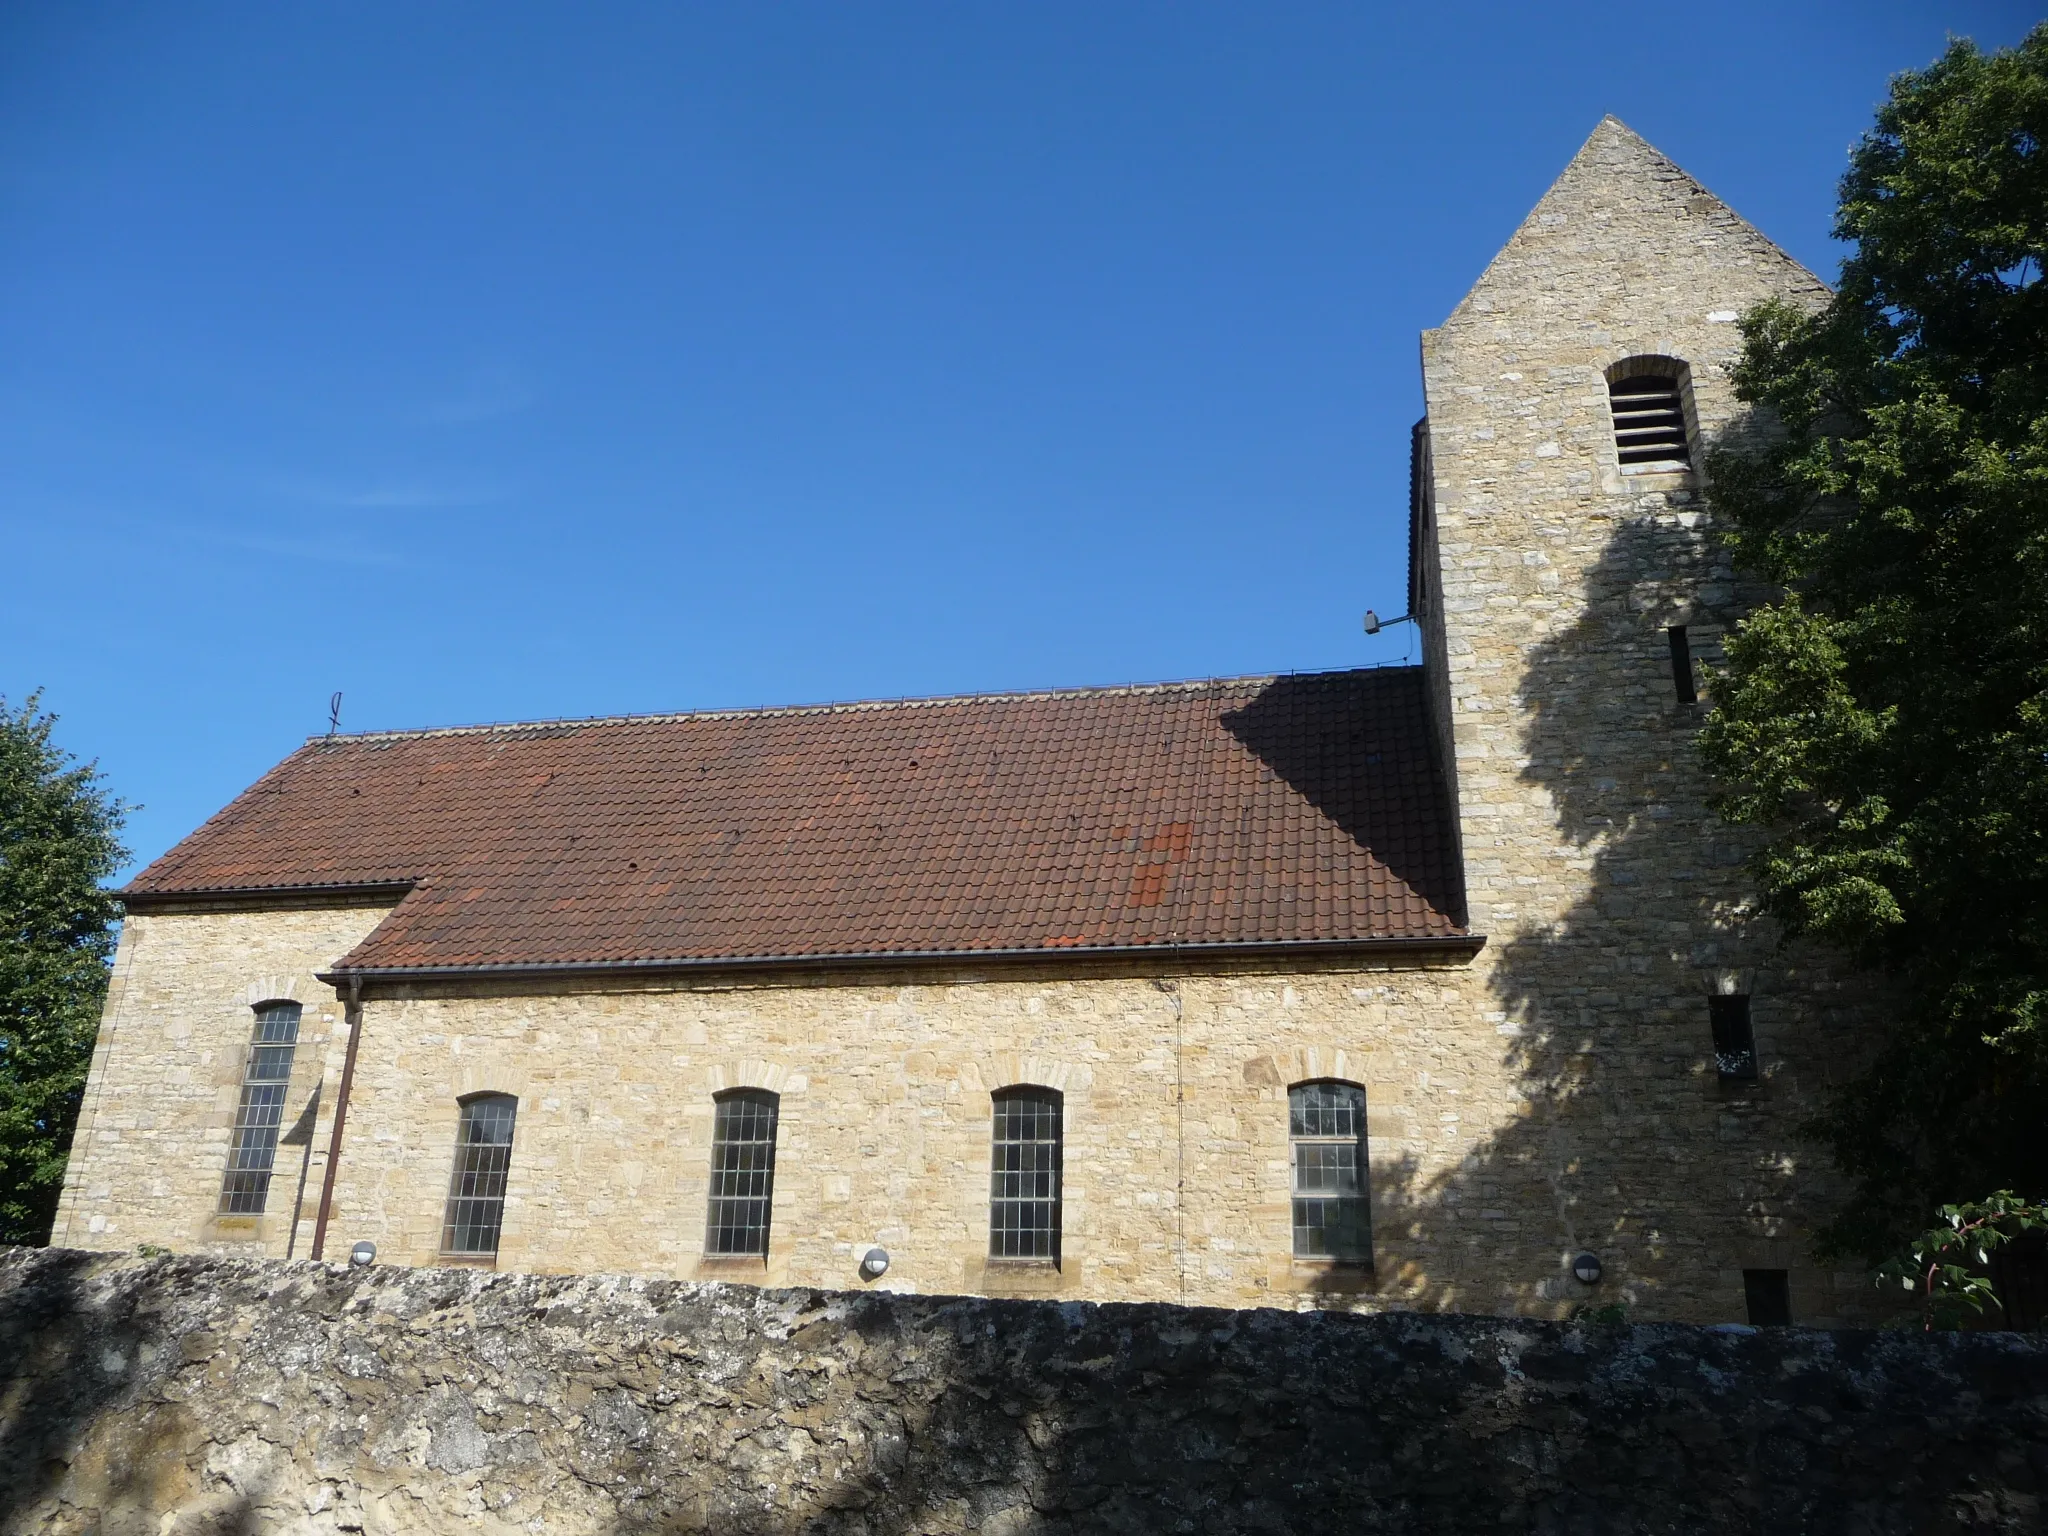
(55, 120), (1880, 1324)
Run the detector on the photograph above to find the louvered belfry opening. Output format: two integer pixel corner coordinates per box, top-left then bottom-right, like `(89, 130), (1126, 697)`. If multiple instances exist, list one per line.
(1608, 372), (1690, 468)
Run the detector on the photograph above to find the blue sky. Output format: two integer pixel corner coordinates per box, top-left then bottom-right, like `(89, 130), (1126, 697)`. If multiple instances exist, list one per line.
(1, 2), (2035, 875)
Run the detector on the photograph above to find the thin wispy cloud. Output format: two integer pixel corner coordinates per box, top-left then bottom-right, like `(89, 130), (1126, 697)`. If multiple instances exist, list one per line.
(86, 508), (411, 568)
(182, 525), (407, 566)
(307, 484), (511, 509)
(418, 364), (539, 425)
(266, 474), (513, 510)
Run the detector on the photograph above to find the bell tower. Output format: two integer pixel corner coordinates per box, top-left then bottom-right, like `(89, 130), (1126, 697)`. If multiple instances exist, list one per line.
(1406, 119), (1873, 1322)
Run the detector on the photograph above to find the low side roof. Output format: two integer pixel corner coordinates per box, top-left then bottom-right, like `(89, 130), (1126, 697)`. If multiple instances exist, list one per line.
(127, 668), (1468, 972)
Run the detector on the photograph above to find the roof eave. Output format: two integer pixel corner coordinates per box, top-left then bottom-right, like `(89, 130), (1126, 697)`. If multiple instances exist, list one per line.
(316, 933), (1486, 989)
(120, 879), (419, 914)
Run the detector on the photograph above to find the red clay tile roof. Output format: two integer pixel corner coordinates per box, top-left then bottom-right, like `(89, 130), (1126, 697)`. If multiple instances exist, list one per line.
(125, 668), (1468, 971)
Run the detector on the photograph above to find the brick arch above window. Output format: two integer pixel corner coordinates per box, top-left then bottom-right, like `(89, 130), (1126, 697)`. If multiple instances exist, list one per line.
(1242, 1046), (1367, 1093)
(959, 1054), (1092, 1098)
(451, 1063), (531, 1103)
(706, 1059), (805, 1096)
(242, 976), (306, 1008)
(1601, 347), (1694, 380)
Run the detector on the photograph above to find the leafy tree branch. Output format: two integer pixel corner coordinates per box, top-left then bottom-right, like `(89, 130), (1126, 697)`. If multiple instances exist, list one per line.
(1878, 1192), (2048, 1330)
(0, 692), (129, 1245)
(1699, 25), (2048, 1262)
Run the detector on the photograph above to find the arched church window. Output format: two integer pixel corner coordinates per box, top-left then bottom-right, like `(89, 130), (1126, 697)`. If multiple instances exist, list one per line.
(705, 1089), (780, 1257)
(1607, 359), (1694, 471)
(1289, 1080), (1371, 1261)
(218, 1001), (302, 1214)
(442, 1093), (517, 1256)
(990, 1086), (1062, 1262)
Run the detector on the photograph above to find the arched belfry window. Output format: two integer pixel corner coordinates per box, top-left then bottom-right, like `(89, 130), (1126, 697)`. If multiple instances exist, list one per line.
(705, 1089), (780, 1257)
(1607, 357), (1694, 472)
(442, 1093), (517, 1257)
(990, 1086), (1062, 1262)
(219, 1001), (302, 1214)
(1289, 1081), (1371, 1261)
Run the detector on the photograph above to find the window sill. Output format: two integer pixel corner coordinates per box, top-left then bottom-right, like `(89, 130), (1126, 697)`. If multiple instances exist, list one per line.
(437, 1253), (499, 1268)
(696, 1255), (769, 1274)
(979, 1258), (1066, 1296)
(1276, 1259), (1379, 1296)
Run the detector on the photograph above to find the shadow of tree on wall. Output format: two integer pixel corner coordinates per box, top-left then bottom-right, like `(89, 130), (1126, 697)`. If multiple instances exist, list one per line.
(1349, 473), (1881, 1324)
(0, 1250), (266, 1533)
(1211, 495), (1872, 1322)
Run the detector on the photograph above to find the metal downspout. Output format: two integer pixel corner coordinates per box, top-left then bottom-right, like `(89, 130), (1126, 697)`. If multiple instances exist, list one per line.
(309, 975), (365, 1261)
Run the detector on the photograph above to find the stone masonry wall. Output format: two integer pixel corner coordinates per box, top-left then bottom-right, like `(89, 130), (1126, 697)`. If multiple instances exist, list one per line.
(2, 1247), (2042, 1536)
(1414, 119), (1876, 1325)
(60, 902), (1883, 1324)
(54, 904), (398, 1257)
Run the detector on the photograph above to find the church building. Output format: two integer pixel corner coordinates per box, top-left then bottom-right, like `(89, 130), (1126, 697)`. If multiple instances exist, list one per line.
(56, 120), (1879, 1324)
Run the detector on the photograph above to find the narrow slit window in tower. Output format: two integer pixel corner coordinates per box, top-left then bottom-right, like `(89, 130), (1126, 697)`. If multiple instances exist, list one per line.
(1710, 995), (1758, 1081)
(1743, 1268), (1792, 1326)
(1668, 625), (1699, 704)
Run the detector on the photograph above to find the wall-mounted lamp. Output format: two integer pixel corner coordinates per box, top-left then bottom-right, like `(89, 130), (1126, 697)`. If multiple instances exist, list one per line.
(349, 1240), (377, 1268)
(858, 1247), (890, 1281)
(1571, 1251), (1604, 1286)
(1363, 610), (1415, 636)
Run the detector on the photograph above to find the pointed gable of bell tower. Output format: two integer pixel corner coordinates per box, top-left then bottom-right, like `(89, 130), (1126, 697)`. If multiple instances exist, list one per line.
(1408, 116), (1829, 942)
(1444, 116), (1825, 338)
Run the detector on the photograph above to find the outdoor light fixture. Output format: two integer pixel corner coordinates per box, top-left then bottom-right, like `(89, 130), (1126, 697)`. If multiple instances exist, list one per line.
(1571, 1252), (1603, 1286)
(859, 1247), (890, 1281)
(349, 1240), (377, 1268)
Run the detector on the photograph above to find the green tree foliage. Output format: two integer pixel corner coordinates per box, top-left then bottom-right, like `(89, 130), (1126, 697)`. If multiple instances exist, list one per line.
(0, 694), (128, 1245)
(1877, 1192), (2048, 1330)
(1699, 27), (2048, 1261)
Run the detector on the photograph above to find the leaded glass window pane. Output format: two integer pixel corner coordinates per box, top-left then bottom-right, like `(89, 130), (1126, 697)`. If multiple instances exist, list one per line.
(1290, 1081), (1371, 1261)
(990, 1087), (1061, 1261)
(442, 1094), (517, 1256)
(218, 1003), (302, 1215)
(705, 1090), (779, 1257)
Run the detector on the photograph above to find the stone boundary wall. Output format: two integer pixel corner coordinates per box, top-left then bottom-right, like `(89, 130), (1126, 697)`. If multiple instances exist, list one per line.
(1, 1248), (2043, 1535)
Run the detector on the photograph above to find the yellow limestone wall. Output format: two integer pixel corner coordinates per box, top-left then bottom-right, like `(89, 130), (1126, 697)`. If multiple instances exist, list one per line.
(58, 903), (1881, 1323)
(53, 905), (394, 1258)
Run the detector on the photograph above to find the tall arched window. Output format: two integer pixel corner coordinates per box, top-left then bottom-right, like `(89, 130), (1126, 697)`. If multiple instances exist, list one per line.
(990, 1086), (1062, 1262)
(1289, 1080), (1370, 1261)
(705, 1089), (780, 1257)
(219, 1002), (303, 1214)
(442, 1094), (517, 1257)
(1606, 357), (1694, 472)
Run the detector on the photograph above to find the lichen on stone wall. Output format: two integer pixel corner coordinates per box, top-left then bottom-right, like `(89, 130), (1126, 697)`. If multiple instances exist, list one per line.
(2, 1247), (2043, 1534)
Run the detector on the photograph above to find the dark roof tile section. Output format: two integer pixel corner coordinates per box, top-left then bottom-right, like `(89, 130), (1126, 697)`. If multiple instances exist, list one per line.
(127, 669), (1467, 969)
